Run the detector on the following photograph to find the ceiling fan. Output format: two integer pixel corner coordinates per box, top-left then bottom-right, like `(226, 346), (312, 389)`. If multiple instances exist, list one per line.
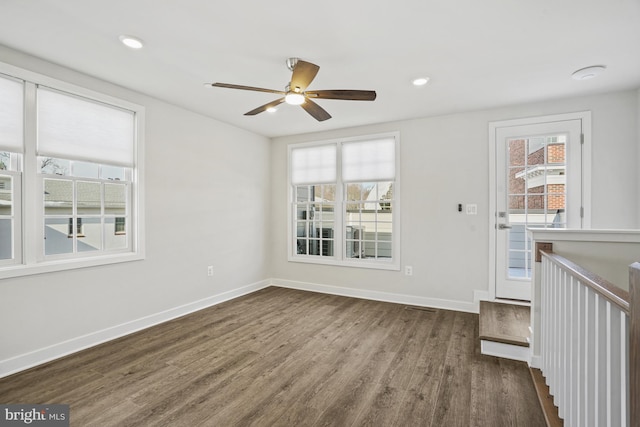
(207, 58), (376, 122)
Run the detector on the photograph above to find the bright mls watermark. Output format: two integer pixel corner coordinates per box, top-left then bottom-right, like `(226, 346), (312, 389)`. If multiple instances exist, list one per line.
(0, 405), (69, 426)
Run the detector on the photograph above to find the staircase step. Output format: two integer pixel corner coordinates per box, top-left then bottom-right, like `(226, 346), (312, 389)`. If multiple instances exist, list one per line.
(479, 300), (530, 347)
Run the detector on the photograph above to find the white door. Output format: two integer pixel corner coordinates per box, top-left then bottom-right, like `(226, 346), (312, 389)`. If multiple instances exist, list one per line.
(490, 114), (589, 301)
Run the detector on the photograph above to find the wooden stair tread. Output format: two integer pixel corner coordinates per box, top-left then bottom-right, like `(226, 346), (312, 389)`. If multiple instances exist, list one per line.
(479, 301), (530, 347)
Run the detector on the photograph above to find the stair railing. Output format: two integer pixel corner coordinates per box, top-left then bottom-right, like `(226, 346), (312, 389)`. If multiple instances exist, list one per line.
(537, 245), (636, 426)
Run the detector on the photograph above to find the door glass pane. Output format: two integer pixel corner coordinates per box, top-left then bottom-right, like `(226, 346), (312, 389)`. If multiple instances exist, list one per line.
(506, 134), (567, 279)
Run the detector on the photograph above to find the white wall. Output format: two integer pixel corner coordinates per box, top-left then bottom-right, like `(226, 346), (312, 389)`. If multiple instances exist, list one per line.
(0, 46), (271, 375)
(1, 43), (637, 376)
(270, 90), (639, 312)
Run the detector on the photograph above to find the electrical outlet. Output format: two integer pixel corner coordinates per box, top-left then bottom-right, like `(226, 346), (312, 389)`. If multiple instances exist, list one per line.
(404, 265), (413, 276)
(207, 266), (214, 277)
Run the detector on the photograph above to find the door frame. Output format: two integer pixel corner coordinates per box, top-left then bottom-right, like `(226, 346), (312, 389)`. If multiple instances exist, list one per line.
(488, 112), (592, 301)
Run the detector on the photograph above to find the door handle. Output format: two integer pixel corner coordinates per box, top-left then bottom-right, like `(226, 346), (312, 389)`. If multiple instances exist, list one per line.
(497, 224), (512, 230)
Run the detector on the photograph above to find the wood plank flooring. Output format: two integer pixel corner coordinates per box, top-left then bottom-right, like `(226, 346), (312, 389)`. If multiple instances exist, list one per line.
(0, 287), (546, 426)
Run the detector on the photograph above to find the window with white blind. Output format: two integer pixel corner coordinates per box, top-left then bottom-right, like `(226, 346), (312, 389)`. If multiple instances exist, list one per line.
(0, 65), (144, 279)
(288, 133), (399, 270)
(0, 74), (24, 266)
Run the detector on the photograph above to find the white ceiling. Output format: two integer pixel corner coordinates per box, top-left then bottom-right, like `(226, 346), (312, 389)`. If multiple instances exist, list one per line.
(0, 0), (638, 138)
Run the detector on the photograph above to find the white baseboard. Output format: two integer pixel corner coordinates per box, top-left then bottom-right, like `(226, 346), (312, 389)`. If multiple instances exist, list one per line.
(481, 339), (531, 363)
(271, 278), (478, 313)
(473, 289), (490, 303)
(0, 279), (271, 379)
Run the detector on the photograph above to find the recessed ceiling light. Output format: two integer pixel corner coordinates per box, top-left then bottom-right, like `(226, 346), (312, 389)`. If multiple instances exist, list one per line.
(412, 77), (430, 86)
(571, 65), (606, 81)
(266, 107), (278, 113)
(119, 35), (144, 49)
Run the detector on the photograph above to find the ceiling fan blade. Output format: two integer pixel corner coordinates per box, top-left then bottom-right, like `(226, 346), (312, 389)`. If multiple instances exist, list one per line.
(210, 82), (285, 95)
(305, 90), (377, 101)
(301, 98), (331, 122)
(244, 98), (285, 116)
(289, 60), (320, 93)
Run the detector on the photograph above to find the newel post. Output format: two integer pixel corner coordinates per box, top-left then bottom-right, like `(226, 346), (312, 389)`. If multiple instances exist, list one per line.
(630, 262), (640, 425)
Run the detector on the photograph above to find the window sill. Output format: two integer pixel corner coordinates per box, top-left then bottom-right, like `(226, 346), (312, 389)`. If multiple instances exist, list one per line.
(288, 255), (400, 271)
(0, 252), (145, 280)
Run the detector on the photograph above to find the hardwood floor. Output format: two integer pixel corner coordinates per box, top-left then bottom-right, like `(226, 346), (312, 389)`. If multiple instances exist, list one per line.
(0, 287), (546, 426)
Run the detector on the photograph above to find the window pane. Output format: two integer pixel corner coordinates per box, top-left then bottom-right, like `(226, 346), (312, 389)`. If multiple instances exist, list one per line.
(77, 217), (101, 252)
(296, 238), (308, 254)
(296, 204), (311, 220)
(39, 157), (70, 175)
(376, 241), (392, 258)
(296, 221), (307, 238)
(73, 161), (100, 178)
(318, 184), (335, 202)
(320, 222), (334, 237)
(378, 227), (393, 241)
(0, 175), (12, 215)
(101, 165), (125, 181)
(77, 181), (101, 215)
(45, 217), (73, 255)
(44, 179), (73, 215)
(346, 183), (373, 201)
(308, 239), (321, 255)
(105, 218), (127, 250)
(0, 218), (11, 260)
(321, 239), (334, 256)
(0, 151), (19, 171)
(105, 183), (126, 215)
(296, 185), (312, 202)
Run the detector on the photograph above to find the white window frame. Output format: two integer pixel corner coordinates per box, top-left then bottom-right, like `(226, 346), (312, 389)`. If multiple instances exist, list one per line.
(0, 61), (145, 280)
(0, 169), (22, 267)
(287, 132), (400, 271)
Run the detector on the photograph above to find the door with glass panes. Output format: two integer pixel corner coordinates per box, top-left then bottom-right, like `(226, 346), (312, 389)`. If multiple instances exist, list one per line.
(493, 117), (585, 300)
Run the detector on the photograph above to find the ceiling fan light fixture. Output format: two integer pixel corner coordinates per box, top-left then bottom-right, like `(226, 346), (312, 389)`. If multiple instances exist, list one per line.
(266, 107), (278, 113)
(571, 65), (606, 81)
(119, 35), (144, 49)
(285, 92), (305, 105)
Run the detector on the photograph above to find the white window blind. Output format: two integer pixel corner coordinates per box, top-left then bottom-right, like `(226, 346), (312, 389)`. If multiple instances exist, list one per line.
(291, 144), (337, 185)
(37, 87), (135, 166)
(0, 75), (24, 153)
(341, 137), (396, 182)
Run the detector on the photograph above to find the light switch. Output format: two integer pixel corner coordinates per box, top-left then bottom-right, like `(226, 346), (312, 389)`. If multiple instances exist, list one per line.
(466, 204), (478, 215)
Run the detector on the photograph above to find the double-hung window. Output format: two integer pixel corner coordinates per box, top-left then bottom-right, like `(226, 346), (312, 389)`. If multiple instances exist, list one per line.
(0, 64), (144, 278)
(37, 87), (134, 258)
(289, 133), (399, 270)
(0, 74), (23, 266)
